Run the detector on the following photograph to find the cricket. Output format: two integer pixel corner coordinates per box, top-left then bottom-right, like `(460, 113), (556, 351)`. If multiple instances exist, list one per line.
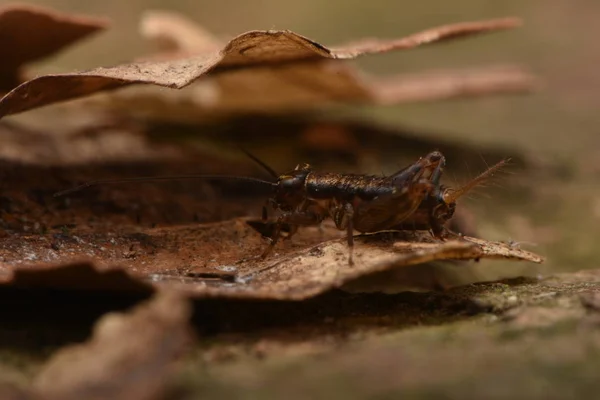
(55, 151), (507, 265)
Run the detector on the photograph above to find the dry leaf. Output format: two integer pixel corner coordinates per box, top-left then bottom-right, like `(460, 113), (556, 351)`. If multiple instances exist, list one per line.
(0, 4), (108, 93)
(140, 9), (222, 55)
(32, 291), (192, 400)
(0, 17), (527, 118)
(112, 12), (532, 120)
(78, 64), (533, 122)
(372, 65), (536, 104)
(0, 219), (543, 301)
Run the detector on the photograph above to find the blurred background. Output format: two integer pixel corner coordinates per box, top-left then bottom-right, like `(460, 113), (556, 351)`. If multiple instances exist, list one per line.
(3, 0), (600, 278)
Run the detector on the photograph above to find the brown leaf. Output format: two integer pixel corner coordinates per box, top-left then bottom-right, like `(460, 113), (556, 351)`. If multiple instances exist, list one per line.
(0, 17), (525, 118)
(372, 65), (537, 105)
(0, 220), (544, 301)
(77, 64), (534, 122)
(0, 4), (108, 93)
(32, 291), (192, 400)
(122, 13), (532, 119)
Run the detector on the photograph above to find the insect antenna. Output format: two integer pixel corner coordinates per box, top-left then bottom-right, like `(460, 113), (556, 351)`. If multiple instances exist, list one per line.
(239, 148), (279, 179)
(443, 158), (510, 203)
(54, 175), (277, 197)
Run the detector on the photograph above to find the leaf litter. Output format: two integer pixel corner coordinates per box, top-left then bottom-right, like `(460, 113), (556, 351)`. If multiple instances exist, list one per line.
(0, 4), (108, 93)
(0, 217), (543, 300)
(3, 291), (193, 400)
(0, 15), (535, 119)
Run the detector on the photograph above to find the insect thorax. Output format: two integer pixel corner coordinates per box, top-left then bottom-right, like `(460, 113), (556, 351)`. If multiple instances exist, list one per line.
(305, 173), (394, 201)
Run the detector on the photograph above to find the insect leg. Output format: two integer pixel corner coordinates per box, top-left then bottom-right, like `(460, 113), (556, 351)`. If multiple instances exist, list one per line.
(283, 201), (324, 241)
(330, 202), (356, 265)
(260, 210), (325, 259)
(283, 224), (299, 241)
(428, 203), (454, 239)
(261, 221), (282, 259)
(263, 198), (278, 221)
(344, 203), (355, 266)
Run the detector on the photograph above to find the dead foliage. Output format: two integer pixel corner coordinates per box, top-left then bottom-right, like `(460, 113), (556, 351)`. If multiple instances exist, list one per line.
(31, 291), (192, 400)
(0, 4), (108, 93)
(0, 15), (534, 119)
(82, 64), (534, 123)
(0, 219), (542, 300)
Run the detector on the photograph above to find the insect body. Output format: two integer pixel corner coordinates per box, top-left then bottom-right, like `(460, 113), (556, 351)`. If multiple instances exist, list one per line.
(55, 151), (506, 266)
(263, 151), (445, 264)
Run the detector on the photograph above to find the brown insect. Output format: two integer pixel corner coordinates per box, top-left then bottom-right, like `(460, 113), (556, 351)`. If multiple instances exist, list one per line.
(255, 151), (506, 264)
(55, 151), (507, 265)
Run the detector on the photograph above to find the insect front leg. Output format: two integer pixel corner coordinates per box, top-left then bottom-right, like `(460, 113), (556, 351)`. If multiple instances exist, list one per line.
(261, 209), (325, 259)
(262, 198), (278, 221)
(283, 201), (326, 241)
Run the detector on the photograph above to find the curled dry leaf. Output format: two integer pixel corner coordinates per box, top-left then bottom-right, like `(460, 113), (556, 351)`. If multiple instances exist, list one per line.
(0, 3), (108, 93)
(32, 291), (192, 400)
(0, 219), (543, 301)
(0, 17), (529, 118)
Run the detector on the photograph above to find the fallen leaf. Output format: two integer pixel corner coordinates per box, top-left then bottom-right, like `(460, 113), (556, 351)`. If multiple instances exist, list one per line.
(372, 65), (536, 105)
(0, 17), (528, 118)
(0, 4), (108, 93)
(99, 12), (532, 120)
(0, 220), (544, 301)
(77, 64), (534, 122)
(32, 290), (192, 400)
